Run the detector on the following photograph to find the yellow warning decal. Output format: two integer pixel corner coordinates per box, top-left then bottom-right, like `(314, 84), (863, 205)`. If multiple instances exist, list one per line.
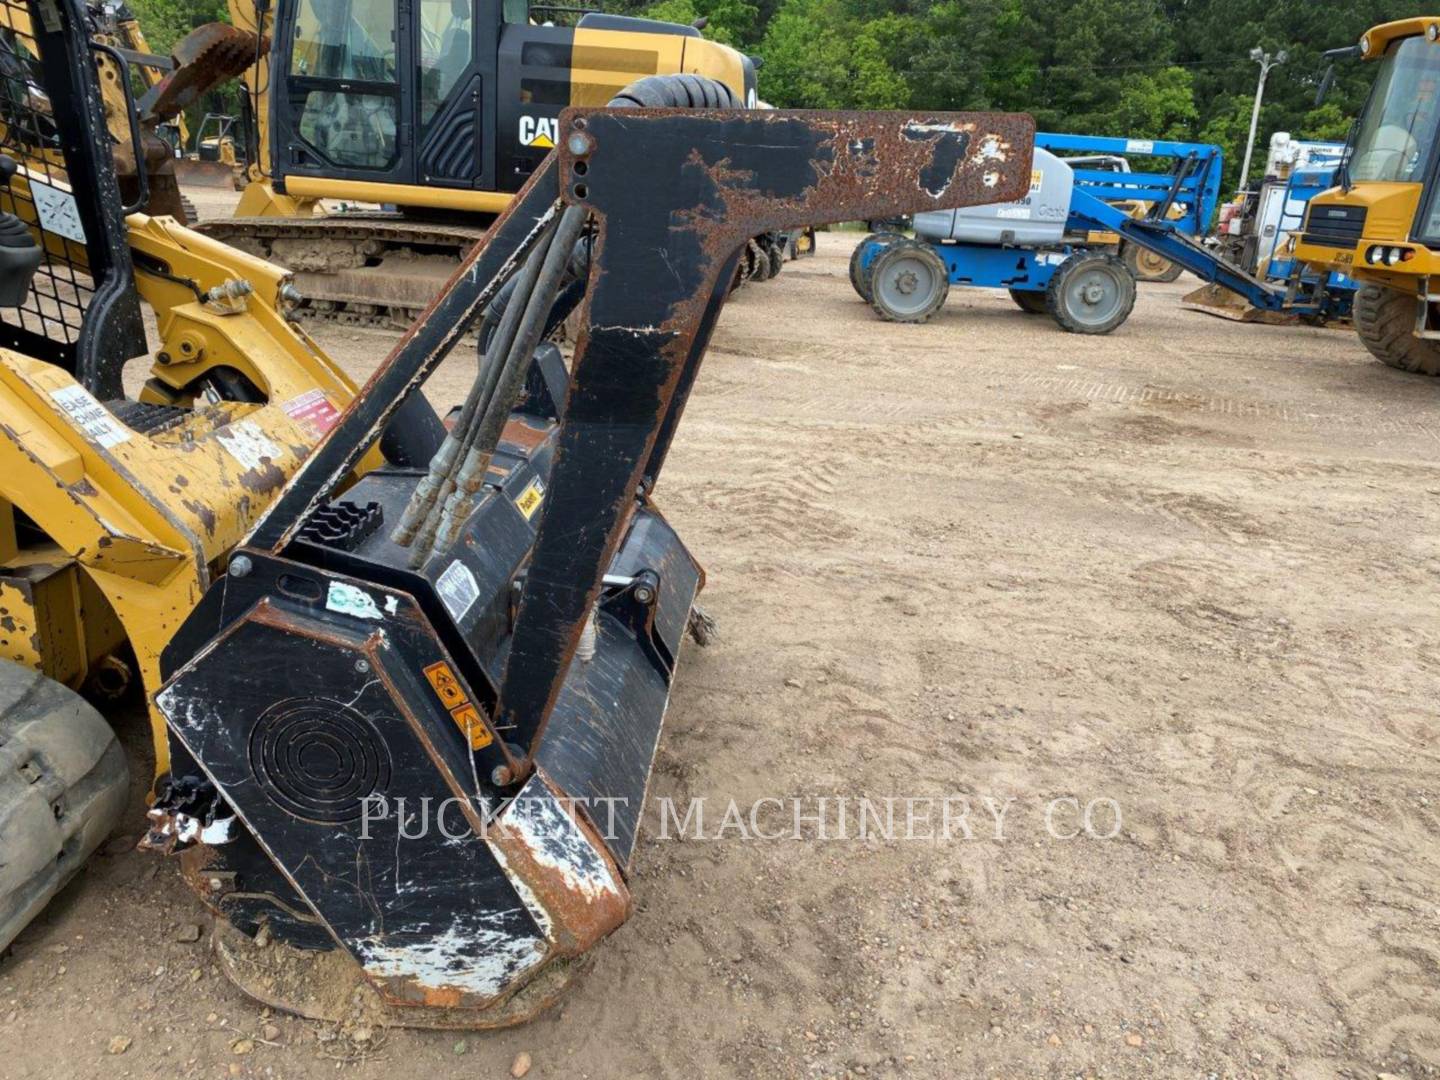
(515, 478), (546, 520)
(423, 660), (467, 709)
(1030, 169), (1043, 193)
(450, 703), (493, 750)
(422, 661), (495, 749)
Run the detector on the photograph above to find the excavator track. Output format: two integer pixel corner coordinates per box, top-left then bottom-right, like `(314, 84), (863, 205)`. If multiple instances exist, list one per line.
(196, 214), (491, 330)
(197, 212), (785, 330)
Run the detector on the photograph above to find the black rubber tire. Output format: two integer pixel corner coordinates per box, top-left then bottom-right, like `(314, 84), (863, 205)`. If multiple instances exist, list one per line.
(0, 659), (129, 951)
(1045, 252), (1136, 334)
(1353, 282), (1440, 376)
(1009, 288), (1048, 314)
(869, 238), (949, 323)
(850, 233), (905, 303)
(1121, 241), (1183, 283)
(609, 74), (741, 110)
(766, 243), (784, 281)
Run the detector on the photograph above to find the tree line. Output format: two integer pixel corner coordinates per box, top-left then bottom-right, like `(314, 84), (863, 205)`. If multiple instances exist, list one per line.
(626, 0), (1418, 189)
(131, 0), (1418, 190)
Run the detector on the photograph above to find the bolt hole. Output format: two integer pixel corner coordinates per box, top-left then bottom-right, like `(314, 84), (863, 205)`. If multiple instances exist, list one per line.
(573, 117), (587, 130)
(573, 183), (588, 199)
(574, 160), (588, 176)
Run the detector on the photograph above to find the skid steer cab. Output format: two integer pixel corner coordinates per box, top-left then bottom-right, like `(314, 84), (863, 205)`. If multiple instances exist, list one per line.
(0, 0), (442, 954)
(1294, 17), (1440, 375)
(147, 91), (1036, 1025)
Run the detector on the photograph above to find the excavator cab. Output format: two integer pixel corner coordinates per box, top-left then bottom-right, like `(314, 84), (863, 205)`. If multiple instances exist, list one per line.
(268, 0), (755, 203)
(1295, 18), (1440, 374)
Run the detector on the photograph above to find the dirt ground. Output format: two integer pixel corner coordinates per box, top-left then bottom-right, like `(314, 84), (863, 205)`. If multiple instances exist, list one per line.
(5, 201), (1440, 1079)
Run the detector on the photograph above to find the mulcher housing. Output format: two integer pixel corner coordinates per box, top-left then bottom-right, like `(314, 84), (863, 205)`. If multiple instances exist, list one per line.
(155, 104), (1035, 1017)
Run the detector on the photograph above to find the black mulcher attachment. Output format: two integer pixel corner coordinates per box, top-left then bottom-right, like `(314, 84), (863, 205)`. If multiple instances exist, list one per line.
(152, 80), (1035, 1026)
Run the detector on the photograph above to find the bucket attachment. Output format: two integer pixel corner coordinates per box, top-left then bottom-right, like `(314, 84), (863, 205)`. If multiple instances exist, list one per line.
(1180, 281), (1303, 324)
(153, 104), (1036, 1025)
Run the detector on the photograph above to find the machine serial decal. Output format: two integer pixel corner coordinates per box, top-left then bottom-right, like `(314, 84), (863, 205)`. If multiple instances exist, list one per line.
(436, 559), (481, 620)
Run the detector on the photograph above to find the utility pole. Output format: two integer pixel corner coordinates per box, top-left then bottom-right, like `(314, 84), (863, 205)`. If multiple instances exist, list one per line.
(1240, 47), (1288, 189)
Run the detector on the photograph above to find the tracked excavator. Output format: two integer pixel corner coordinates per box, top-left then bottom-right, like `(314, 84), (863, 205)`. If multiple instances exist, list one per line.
(183, 0), (792, 329)
(0, 0), (1037, 1029)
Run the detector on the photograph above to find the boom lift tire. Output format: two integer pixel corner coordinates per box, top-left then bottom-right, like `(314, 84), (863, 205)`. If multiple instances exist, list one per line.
(1353, 282), (1440, 376)
(869, 238), (949, 323)
(849, 232), (905, 303)
(0, 659), (129, 951)
(1009, 288), (1049, 314)
(1121, 240), (1183, 283)
(1045, 251), (1136, 334)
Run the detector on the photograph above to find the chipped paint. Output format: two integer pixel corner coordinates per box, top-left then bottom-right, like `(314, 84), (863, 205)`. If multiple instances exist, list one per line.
(215, 419), (282, 472)
(352, 912), (549, 999)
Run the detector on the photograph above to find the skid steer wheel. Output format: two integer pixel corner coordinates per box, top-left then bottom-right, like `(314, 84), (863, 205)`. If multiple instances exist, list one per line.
(1121, 241), (1182, 283)
(1009, 288), (1048, 315)
(849, 232), (905, 303)
(0, 659), (129, 952)
(1353, 282), (1440, 376)
(869, 238), (949, 323)
(1046, 252), (1136, 334)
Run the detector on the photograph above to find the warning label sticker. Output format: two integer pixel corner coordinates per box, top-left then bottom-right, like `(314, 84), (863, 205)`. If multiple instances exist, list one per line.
(216, 420), (282, 471)
(514, 478), (545, 521)
(449, 703), (492, 750)
(436, 559), (480, 621)
(51, 385), (130, 449)
(421, 661), (494, 750)
(30, 177), (86, 244)
(283, 389), (342, 437)
(423, 660), (468, 709)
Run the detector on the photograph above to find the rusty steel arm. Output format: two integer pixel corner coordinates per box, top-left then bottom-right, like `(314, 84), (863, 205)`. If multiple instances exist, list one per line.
(244, 162), (561, 552)
(496, 108), (1035, 767)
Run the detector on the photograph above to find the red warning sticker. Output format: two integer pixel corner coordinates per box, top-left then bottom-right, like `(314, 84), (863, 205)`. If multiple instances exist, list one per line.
(283, 389), (342, 436)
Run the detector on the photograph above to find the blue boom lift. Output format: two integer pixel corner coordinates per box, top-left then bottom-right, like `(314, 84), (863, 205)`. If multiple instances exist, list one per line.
(851, 131), (1347, 334)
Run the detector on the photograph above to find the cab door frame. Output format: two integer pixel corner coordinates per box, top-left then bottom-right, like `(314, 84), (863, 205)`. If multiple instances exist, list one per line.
(270, 0), (416, 189)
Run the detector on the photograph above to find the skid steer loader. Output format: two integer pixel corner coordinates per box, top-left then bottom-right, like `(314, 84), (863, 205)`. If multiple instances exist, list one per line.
(0, 0), (441, 952)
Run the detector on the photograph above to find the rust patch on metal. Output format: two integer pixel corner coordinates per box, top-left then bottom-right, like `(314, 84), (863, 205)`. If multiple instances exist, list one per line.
(487, 771), (631, 957)
(239, 462), (287, 495)
(142, 24), (268, 124)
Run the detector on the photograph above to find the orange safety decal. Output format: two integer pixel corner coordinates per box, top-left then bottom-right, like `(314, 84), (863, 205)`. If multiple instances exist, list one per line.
(450, 703), (493, 750)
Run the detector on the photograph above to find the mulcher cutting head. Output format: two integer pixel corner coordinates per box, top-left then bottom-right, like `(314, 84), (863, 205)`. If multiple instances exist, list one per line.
(152, 84), (1035, 1024)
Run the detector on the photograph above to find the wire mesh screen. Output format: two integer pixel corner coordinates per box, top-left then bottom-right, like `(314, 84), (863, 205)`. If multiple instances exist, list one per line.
(0, 0), (94, 348)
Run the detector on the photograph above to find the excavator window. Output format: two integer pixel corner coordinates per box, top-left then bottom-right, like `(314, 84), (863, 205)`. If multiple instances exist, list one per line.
(288, 0), (400, 169)
(502, 0), (530, 24)
(418, 0), (472, 132)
